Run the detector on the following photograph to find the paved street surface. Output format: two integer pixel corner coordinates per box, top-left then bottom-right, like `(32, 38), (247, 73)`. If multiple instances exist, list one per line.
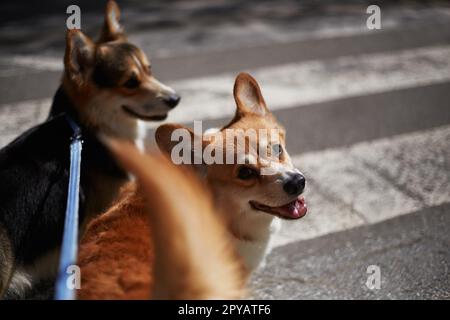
(0, 0), (449, 299)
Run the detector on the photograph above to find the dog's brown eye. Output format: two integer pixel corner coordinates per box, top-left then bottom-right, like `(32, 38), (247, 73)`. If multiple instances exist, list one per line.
(237, 166), (258, 180)
(272, 143), (283, 156)
(123, 74), (140, 89)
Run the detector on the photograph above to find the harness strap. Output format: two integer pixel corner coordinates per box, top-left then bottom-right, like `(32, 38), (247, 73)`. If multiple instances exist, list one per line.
(54, 116), (83, 300)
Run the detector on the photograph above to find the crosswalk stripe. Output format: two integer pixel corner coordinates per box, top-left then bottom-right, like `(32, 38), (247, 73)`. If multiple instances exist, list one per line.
(0, 56), (62, 77)
(271, 125), (450, 248)
(0, 98), (51, 148)
(144, 45), (450, 128)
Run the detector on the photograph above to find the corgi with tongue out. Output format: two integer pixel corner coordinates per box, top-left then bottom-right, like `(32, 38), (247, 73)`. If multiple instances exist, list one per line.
(156, 72), (307, 272)
(77, 73), (307, 299)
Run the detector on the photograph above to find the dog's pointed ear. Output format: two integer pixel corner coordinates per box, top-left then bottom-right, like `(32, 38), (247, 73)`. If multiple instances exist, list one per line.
(156, 124), (210, 165)
(99, 0), (125, 42)
(233, 72), (269, 117)
(64, 29), (95, 84)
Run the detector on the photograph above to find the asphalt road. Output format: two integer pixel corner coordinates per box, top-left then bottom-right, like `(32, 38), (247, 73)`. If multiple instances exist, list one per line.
(251, 203), (450, 299)
(0, 0), (449, 299)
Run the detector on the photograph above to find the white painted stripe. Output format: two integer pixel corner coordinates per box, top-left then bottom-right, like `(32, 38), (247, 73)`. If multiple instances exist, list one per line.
(131, 15), (400, 60)
(131, 5), (450, 60)
(271, 125), (450, 248)
(0, 98), (51, 148)
(144, 45), (450, 128)
(0, 56), (62, 77)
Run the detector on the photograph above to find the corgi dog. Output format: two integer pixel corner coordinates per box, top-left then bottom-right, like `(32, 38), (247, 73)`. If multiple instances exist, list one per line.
(77, 73), (306, 299)
(156, 72), (306, 271)
(0, 0), (179, 298)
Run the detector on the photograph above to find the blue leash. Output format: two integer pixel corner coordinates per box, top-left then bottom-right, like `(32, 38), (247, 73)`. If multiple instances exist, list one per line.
(54, 116), (83, 300)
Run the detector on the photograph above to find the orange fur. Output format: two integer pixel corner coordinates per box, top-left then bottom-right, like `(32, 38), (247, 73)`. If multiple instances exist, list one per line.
(77, 184), (154, 299)
(78, 142), (245, 300)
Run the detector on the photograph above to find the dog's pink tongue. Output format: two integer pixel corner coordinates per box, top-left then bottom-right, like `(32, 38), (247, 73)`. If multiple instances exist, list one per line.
(279, 197), (307, 219)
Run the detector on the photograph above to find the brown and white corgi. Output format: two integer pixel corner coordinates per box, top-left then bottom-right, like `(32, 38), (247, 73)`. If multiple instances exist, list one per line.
(156, 72), (307, 272)
(0, 0), (179, 298)
(76, 73), (306, 299)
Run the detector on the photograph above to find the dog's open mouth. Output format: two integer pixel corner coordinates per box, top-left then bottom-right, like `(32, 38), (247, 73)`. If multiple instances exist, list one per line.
(122, 105), (168, 121)
(249, 197), (307, 220)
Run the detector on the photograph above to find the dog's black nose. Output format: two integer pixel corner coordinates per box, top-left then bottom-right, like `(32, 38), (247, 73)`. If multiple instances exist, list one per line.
(283, 173), (306, 196)
(163, 94), (181, 109)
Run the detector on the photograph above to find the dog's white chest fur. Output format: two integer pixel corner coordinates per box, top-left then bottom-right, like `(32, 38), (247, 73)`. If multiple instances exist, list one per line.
(234, 217), (281, 271)
(235, 238), (271, 271)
